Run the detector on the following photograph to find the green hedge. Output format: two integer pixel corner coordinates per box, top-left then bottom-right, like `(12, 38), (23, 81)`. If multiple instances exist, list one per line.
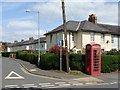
(2, 51), (120, 73)
(2, 52), (16, 57)
(39, 53), (59, 70)
(69, 54), (85, 71)
(16, 51), (38, 65)
(101, 55), (120, 73)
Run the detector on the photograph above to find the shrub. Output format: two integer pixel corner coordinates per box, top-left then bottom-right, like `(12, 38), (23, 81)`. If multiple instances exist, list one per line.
(39, 53), (59, 70)
(2, 52), (16, 57)
(48, 44), (66, 54)
(106, 49), (120, 55)
(16, 51), (38, 65)
(3, 51), (119, 73)
(69, 54), (85, 71)
(101, 55), (120, 73)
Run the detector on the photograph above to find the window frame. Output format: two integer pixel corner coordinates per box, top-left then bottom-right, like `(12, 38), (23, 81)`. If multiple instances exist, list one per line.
(72, 32), (75, 42)
(90, 32), (94, 42)
(50, 34), (53, 43)
(101, 33), (105, 42)
(111, 35), (114, 43)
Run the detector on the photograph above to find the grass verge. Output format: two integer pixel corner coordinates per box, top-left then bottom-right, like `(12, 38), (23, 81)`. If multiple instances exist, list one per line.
(49, 70), (86, 76)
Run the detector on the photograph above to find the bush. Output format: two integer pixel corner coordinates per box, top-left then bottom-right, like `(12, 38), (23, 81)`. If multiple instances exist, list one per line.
(2, 52), (16, 57)
(16, 51), (38, 65)
(69, 54), (85, 71)
(48, 44), (66, 54)
(101, 55), (120, 73)
(2, 51), (119, 73)
(106, 49), (120, 55)
(39, 53), (59, 70)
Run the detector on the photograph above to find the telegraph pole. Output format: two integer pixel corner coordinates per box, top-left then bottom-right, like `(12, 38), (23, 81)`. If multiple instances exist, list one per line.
(61, 0), (69, 72)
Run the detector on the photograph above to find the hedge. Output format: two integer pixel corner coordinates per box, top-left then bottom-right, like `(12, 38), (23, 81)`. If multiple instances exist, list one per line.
(39, 53), (59, 70)
(2, 52), (16, 57)
(101, 55), (120, 73)
(1, 51), (120, 73)
(16, 51), (38, 65)
(69, 54), (85, 71)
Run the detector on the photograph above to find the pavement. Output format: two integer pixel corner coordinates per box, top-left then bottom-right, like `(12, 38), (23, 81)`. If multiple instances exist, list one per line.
(13, 58), (119, 83)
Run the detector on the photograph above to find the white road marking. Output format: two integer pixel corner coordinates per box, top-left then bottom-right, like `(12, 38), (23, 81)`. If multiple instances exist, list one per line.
(57, 84), (71, 86)
(72, 83), (84, 86)
(40, 84), (55, 87)
(5, 85), (19, 88)
(99, 83), (110, 85)
(110, 82), (118, 84)
(22, 84), (38, 88)
(39, 83), (55, 88)
(86, 82), (98, 85)
(55, 82), (66, 84)
(5, 71), (24, 79)
(22, 84), (35, 86)
(39, 83), (51, 85)
(29, 69), (37, 72)
(23, 86), (38, 88)
(68, 81), (84, 86)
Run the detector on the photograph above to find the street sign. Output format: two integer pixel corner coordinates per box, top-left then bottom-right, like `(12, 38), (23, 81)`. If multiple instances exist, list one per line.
(58, 40), (63, 46)
(58, 40), (63, 71)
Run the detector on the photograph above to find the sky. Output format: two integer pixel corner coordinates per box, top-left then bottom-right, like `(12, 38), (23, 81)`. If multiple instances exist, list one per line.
(1, 0), (119, 43)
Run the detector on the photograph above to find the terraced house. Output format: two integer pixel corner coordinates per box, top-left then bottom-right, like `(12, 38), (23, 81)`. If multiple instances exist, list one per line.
(7, 37), (47, 52)
(45, 14), (120, 53)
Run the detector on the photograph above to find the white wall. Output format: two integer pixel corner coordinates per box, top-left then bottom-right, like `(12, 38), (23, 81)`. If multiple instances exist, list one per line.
(112, 35), (120, 50)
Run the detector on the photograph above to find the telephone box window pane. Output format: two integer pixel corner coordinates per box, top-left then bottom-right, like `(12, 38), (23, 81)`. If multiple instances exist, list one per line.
(94, 61), (99, 63)
(94, 64), (99, 66)
(94, 69), (99, 71)
(86, 50), (90, 65)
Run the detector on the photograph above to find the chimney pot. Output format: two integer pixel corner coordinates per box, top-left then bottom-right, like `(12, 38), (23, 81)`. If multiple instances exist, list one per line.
(14, 40), (18, 43)
(29, 37), (34, 40)
(88, 14), (97, 24)
(21, 39), (24, 42)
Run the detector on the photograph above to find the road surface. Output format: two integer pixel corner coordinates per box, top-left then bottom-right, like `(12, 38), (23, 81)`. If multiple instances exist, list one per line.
(1, 57), (119, 89)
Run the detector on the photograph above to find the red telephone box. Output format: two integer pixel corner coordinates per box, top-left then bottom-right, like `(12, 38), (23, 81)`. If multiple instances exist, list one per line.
(85, 44), (101, 75)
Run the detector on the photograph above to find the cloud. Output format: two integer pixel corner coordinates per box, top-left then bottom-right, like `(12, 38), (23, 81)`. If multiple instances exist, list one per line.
(2, 30), (46, 42)
(6, 21), (37, 31)
(2, 0), (119, 2)
(32, 1), (118, 25)
(33, 2), (62, 19)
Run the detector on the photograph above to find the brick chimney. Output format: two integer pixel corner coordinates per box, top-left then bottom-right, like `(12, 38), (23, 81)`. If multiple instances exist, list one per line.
(14, 40), (18, 43)
(21, 39), (24, 42)
(88, 14), (97, 24)
(29, 37), (34, 41)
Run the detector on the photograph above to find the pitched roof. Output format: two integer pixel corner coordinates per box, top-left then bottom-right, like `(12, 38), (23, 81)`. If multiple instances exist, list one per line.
(7, 37), (46, 47)
(45, 20), (119, 35)
(97, 24), (120, 35)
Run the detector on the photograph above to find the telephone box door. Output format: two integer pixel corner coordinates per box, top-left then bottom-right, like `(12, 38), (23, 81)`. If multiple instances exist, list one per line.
(92, 48), (101, 75)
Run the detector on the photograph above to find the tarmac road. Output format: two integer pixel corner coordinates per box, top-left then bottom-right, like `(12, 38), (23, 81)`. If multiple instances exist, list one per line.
(1, 57), (119, 89)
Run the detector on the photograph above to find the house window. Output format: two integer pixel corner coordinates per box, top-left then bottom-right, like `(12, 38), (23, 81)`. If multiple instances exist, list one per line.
(42, 44), (43, 48)
(111, 35), (114, 43)
(101, 33), (105, 42)
(101, 49), (104, 52)
(90, 32), (94, 42)
(56, 33), (59, 42)
(72, 32), (74, 41)
(50, 34), (53, 43)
